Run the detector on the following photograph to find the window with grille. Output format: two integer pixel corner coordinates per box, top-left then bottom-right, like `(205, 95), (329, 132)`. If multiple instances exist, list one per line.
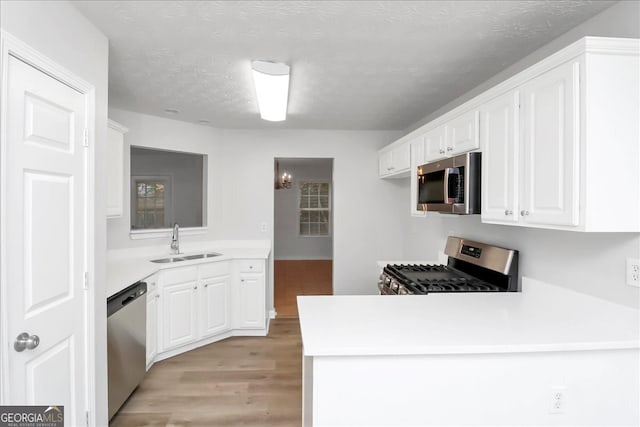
(132, 177), (171, 229)
(299, 182), (330, 236)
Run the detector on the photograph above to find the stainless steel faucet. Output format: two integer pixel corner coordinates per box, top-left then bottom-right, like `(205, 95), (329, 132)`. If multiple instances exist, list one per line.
(170, 223), (180, 254)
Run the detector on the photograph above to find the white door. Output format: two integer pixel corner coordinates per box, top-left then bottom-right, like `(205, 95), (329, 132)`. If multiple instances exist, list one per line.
(409, 137), (426, 217)
(520, 61), (580, 227)
(237, 273), (265, 329)
(161, 281), (198, 351)
(447, 109), (480, 155)
(423, 125), (446, 162)
(4, 55), (88, 425)
(199, 275), (230, 338)
(480, 90), (520, 223)
(146, 292), (158, 367)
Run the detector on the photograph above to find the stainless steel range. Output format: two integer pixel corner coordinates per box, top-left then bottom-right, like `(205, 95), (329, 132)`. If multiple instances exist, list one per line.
(379, 236), (519, 295)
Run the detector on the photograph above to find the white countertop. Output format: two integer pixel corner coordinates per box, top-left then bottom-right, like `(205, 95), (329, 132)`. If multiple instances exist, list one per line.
(297, 278), (640, 356)
(106, 240), (270, 297)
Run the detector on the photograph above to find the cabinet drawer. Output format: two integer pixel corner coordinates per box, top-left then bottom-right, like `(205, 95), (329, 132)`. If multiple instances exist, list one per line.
(160, 266), (197, 285)
(199, 261), (231, 279)
(236, 260), (264, 273)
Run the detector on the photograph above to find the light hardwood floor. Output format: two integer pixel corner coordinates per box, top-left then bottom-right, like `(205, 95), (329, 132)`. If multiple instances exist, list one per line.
(110, 319), (302, 427)
(274, 260), (332, 317)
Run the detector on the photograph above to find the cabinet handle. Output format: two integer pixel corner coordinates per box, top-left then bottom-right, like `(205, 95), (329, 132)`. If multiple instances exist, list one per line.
(446, 147), (453, 152)
(505, 210), (513, 216)
(249, 266), (253, 269)
(439, 149), (445, 154)
(241, 279), (245, 283)
(520, 210), (530, 217)
(155, 294), (160, 299)
(193, 285), (198, 290)
(204, 284), (209, 288)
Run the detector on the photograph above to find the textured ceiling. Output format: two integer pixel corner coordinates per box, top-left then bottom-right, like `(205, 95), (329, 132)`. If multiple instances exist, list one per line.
(73, 0), (612, 130)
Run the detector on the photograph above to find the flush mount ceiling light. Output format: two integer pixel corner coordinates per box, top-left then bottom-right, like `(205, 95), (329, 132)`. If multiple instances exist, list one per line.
(251, 60), (290, 122)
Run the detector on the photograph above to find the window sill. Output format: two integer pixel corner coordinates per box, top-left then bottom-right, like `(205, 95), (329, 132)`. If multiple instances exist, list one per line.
(130, 227), (208, 240)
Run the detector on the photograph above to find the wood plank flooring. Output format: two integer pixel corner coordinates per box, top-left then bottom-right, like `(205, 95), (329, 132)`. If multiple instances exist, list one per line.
(274, 260), (332, 317)
(110, 319), (302, 427)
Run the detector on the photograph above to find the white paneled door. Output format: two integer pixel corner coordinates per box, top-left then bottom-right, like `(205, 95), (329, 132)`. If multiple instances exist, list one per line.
(4, 54), (89, 425)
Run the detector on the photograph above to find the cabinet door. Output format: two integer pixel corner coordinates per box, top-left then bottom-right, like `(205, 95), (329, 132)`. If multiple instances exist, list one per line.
(106, 120), (127, 218)
(200, 275), (230, 338)
(447, 110), (480, 155)
(237, 273), (265, 329)
(423, 125), (446, 162)
(391, 142), (411, 172)
(378, 149), (393, 176)
(520, 61), (579, 227)
(409, 137), (426, 217)
(146, 292), (158, 367)
(480, 91), (520, 223)
(161, 280), (198, 351)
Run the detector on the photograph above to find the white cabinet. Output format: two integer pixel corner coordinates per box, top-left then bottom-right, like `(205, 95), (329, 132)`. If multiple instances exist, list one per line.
(480, 40), (640, 232)
(480, 90), (520, 224)
(447, 109), (480, 155)
(153, 258), (267, 361)
(378, 141), (410, 178)
(161, 279), (198, 351)
(520, 61), (579, 227)
(481, 63), (579, 228)
(423, 125), (447, 162)
(106, 119), (127, 218)
(234, 260), (266, 329)
(199, 274), (230, 338)
(423, 111), (479, 163)
(145, 274), (159, 368)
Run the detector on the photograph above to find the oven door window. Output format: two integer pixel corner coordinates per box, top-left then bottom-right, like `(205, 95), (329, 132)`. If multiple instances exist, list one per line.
(418, 170), (445, 203)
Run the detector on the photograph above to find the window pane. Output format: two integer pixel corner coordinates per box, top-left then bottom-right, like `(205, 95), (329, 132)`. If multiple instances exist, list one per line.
(319, 184), (329, 195)
(318, 223), (328, 235)
(300, 223), (310, 235)
(319, 196), (329, 208)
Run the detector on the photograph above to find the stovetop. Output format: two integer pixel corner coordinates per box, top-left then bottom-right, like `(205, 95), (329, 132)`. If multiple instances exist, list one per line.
(383, 264), (505, 294)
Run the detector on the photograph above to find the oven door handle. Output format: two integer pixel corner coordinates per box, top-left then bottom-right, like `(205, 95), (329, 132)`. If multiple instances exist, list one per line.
(443, 167), (455, 204)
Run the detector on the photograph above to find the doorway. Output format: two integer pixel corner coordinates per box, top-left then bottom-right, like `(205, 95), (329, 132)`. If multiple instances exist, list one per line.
(273, 158), (334, 317)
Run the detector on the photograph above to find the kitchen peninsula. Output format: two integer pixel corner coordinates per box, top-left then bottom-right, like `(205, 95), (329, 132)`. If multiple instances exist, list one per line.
(298, 279), (640, 426)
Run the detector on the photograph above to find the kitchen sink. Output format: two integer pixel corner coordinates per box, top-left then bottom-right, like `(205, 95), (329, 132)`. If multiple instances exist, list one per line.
(150, 252), (222, 263)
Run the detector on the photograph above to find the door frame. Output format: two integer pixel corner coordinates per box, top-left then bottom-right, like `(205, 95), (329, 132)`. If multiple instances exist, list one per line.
(0, 30), (97, 423)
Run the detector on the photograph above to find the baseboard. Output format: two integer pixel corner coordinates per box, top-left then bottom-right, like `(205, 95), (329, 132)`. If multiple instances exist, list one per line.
(274, 257), (333, 261)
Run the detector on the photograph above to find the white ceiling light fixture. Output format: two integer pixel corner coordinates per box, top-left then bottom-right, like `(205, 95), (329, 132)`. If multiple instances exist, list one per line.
(251, 60), (290, 122)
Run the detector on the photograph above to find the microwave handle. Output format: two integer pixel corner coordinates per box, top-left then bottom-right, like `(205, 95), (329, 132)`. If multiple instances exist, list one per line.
(444, 167), (453, 204)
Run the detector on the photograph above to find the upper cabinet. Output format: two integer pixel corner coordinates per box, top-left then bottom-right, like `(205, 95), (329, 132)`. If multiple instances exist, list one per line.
(378, 141), (410, 178)
(382, 37), (639, 231)
(107, 119), (128, 218)
(423, 110), (480, 163)
(482, 38), (640, 232)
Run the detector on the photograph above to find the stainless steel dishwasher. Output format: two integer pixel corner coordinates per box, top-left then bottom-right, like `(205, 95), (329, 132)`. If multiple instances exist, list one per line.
(107, 281), (147, 420)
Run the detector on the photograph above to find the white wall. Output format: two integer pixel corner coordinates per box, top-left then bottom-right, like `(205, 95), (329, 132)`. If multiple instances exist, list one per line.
(107, 109), (404, 298)
(274, 159), (333, 260)
(108, 108), (221, 249)
(216, 129), (405, 297)
(0, 1), (110, 424)
(401, 1), (640, 309)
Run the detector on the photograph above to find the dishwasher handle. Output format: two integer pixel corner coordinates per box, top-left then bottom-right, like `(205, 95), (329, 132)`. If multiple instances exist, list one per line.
(107, 281), (147, 317)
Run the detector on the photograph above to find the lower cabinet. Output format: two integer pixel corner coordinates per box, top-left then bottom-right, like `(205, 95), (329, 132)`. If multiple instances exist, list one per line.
(199, 274), (230, 338)
(152, 258), (266, 361)
(161, 280), (199, 351)
(234, 260), (266, 330)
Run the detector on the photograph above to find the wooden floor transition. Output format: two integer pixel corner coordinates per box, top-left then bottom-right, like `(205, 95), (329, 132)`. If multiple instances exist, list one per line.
(110, 318), (302, 427)
(274, 259), (333, 317)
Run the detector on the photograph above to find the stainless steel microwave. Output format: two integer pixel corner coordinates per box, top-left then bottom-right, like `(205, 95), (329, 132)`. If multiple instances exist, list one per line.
(417, 152), (481, 214)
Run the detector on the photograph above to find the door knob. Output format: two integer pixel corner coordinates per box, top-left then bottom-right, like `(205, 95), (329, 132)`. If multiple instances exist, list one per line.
(14, 332), (40, 352)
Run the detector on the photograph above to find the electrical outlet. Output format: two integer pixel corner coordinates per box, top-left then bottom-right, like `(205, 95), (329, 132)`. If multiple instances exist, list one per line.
(627, 258), (640, 287)
(260, 222), (268, 233)
(550, 387), (566, 414)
